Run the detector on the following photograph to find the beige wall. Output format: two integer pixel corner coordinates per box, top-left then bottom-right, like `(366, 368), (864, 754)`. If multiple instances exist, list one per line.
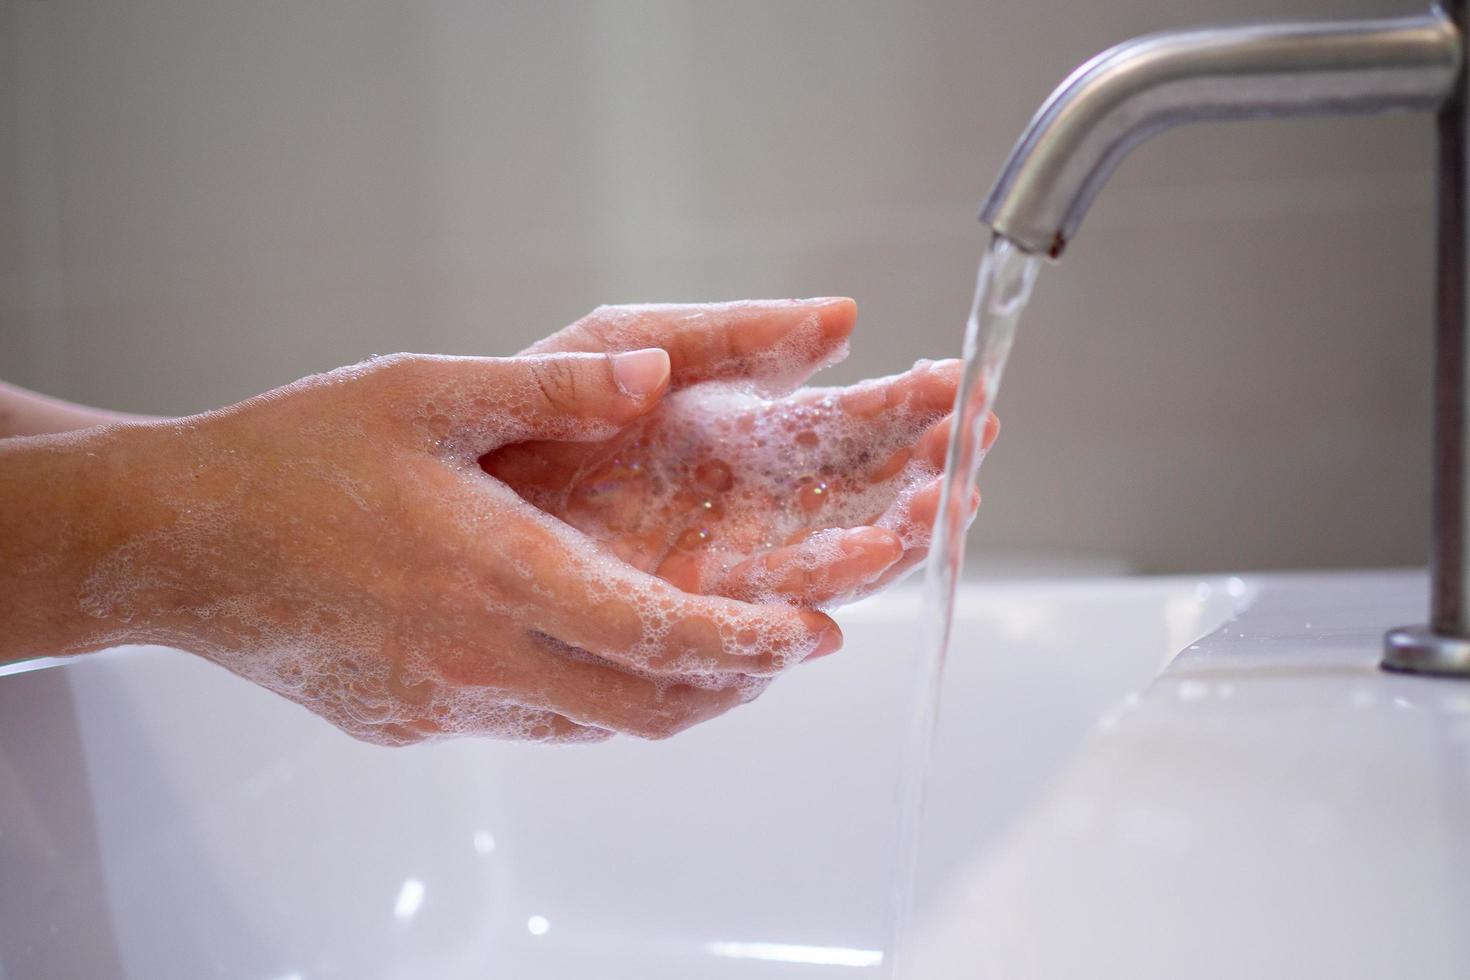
(1, 0), (1435, 573)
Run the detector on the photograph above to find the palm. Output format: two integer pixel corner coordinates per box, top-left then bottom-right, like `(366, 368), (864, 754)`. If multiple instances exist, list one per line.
(481, 300), (987, 608)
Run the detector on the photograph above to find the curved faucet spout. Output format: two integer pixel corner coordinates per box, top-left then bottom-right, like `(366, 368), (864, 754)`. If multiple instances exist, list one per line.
(980, 11), (1462, 258)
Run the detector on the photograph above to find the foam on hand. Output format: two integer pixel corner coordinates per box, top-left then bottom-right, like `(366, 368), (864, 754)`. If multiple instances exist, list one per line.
(68, 364), (630, 747)
(508, 361), (953, 610)
(68, 341), (953, 747)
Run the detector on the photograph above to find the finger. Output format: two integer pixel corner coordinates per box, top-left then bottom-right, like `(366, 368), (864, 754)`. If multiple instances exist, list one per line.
(834, 358), (961, 422)
(763, 359), (957, 491)
(456, 477), (844, 674)
(393, 349), (670, 452)
(524, 299), (857, 389)
(526, 528), (840, 675)
(718, 527), (903, 607)
(901, 476), (981, 541)
(438, 632), (751, 739)
(533, 642), (750, 739)
(537, 558), (842, 676)
(916, 416), (952, 469)
(862, 548), (927, 596)
(864, 480), (982, 595)
(916, 412), (999, 469)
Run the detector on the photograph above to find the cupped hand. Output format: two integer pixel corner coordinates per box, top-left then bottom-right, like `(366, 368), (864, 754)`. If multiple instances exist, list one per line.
(483, 301), (995, 607)
(83, 349), (839, 745)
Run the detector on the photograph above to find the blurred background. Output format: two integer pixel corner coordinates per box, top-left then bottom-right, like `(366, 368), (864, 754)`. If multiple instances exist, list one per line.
(0, 0), (1434, 575)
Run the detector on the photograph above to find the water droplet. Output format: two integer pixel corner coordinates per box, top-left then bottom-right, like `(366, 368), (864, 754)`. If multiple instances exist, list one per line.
(675, 527), (713, 552)
(797, 477), (829, 513)
(693, 460), (734, 493)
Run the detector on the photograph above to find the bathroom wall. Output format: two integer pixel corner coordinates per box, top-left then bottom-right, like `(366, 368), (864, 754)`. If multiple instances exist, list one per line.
(0, 0), (1433, 574)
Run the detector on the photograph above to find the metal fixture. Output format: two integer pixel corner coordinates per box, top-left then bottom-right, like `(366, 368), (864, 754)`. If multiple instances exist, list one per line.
(977, 3), (1470, 676)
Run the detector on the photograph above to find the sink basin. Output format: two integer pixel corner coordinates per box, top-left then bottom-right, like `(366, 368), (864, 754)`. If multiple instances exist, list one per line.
(914, 570), (1463, 980)
(0, 576), (1247, 979)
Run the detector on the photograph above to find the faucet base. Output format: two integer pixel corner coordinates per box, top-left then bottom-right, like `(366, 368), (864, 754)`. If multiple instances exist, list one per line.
(1381, 625), (1470, 677)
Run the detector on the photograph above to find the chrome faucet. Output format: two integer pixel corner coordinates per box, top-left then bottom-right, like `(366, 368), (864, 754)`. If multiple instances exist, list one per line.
(979, 2), (1470, 676)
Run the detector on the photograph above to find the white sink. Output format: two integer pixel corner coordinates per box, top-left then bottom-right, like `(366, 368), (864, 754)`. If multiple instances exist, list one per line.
(0, 576), (1248, 979)
(915, 570), (1465, 980)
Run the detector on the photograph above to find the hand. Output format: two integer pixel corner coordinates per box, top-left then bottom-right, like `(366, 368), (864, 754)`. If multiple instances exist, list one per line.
(1, 350), (839, 745)
(484, 301), (995, 607)
(0, 379), (160, 437)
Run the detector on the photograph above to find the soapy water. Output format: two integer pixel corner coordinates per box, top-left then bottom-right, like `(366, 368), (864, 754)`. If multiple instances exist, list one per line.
(885, 237), (1041, 978)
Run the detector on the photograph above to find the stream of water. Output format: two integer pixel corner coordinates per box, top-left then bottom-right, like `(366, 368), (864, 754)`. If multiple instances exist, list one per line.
(884, 235), (1042, 979)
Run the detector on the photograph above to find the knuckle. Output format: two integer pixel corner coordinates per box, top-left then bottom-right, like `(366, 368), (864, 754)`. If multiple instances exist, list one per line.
(531, 357), (584, 413)
(358, 352), (430, 412)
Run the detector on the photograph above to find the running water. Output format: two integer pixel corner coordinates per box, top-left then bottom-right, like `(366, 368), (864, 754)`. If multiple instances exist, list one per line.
(884, 235), (1041, 978)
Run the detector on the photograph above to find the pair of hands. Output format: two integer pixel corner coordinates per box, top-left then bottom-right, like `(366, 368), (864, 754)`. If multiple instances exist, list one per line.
(25, 300), (990, 745)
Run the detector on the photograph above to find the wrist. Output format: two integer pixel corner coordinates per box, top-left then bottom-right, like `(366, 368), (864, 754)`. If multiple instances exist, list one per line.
(0, 422), (202, 662)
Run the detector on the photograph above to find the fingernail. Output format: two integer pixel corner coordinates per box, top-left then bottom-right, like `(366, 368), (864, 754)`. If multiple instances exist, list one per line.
(610, 348), (670, 399)
(801, 611), (843, 660)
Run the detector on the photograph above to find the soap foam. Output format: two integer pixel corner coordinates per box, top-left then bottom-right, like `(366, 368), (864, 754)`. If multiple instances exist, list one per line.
(506, 362), (951, 610)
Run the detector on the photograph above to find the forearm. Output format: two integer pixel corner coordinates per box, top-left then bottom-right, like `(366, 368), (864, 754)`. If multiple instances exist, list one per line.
(0, 380), (162, 438)
(0, 424), (182, 664)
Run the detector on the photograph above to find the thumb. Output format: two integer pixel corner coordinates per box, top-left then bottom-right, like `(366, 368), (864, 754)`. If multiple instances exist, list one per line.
(405, 349), (670, 451)
(516, 348), (670, 431)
